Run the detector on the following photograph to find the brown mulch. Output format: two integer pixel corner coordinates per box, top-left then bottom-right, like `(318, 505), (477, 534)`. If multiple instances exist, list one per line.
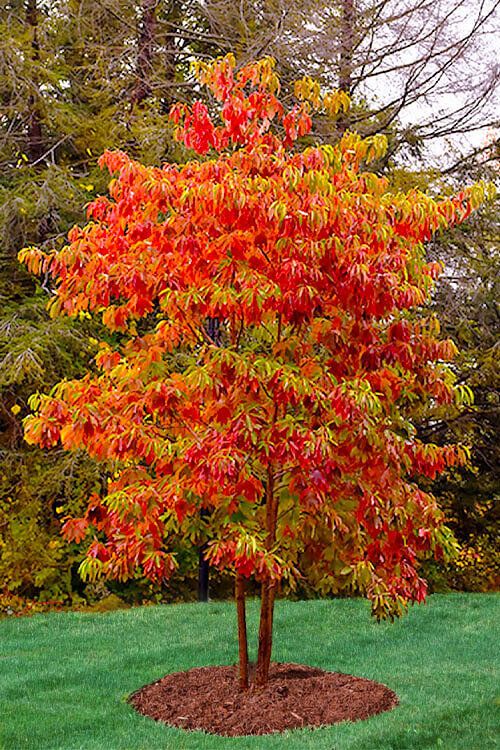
(129, 662), (398, 736)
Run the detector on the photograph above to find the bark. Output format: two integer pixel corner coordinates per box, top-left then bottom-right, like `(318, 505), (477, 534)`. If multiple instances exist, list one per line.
(131, 0), (157, 105)
(338, 0), (356, 135)
(235, 573), (249, 690)
(339, 0), (355, 94)
(255, 467), (279, 685)
(198, 547), (209, 602)
(25, 0), (44, 161)
(196, 319), (222, 599)
(161, 0), (180, 113)
(255, 579), (277, 685)
(198, 507), (211, 602)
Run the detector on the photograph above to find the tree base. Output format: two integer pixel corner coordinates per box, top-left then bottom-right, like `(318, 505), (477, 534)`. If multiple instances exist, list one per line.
(129, 662), (398, 736)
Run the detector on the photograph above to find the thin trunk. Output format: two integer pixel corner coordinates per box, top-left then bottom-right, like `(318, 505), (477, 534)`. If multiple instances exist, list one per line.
(196, 319), (222, 599)
(131, 0), (157, 106)
(255, 467), (278, 685)
(198, 544), (209, 602)
(339, 0), (355, 94)
(198, 507), (211, 603)
(235, 573), (249, 690)
(161, 0), (179, 113)
(256, 580), (277, 685)
(338, 0), (356, 134)
(26, 0), (44, 161)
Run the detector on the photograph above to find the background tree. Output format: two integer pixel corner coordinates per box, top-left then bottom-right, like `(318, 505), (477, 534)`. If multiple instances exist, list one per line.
(419, 150), (499, 590)
(21, 56), (489, 685)
(1, 0), (497, 608)
(198, 0), (499, 157)
(0, 0), (223, 606)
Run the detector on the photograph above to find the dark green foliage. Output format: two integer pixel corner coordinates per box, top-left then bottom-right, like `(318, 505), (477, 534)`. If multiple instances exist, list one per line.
(423, 194), (499, 590)
(0, 449), (101, 601)
(0, 293), (102, 600)
(0, 0), (211, 604)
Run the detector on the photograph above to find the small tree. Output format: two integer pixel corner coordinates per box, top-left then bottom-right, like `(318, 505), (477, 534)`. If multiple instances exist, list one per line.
(20, 55), (488, 688)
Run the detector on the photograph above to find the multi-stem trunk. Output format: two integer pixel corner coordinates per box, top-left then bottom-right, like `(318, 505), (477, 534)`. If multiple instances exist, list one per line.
(235, 573), (249, 689)
(255, 578), (277, 686)
(255, 467), (279, 686)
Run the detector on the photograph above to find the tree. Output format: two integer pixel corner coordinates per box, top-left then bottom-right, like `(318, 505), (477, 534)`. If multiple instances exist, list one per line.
(418, 169), (499, 585)
(20, 55), (489, 687)
(0, 0), (223, 605)
(380, 147), (499, 591)
(198, 0), (499, 159)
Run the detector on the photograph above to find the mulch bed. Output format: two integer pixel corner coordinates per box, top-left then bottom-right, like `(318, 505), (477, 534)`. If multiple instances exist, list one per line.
(129, 662), (398, 736)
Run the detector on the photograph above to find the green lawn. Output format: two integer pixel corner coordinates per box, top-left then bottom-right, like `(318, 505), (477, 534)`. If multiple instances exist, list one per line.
(0, 593), (498, 750)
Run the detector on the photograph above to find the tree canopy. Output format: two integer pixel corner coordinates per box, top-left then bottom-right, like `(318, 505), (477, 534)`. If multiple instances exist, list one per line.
(20, 55), (490, 682)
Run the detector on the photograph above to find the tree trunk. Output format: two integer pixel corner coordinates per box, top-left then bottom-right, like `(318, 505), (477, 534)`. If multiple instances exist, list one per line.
(255, 467), (278, 685)
(161, 0), (180, 113)
(235, 573), (249, 689)
(255, 579), (277, 685)
(131, 0), (157, 105)
(338, 0), (356, 135)
(196, 319), (222, 600)
(26, 0), (44, 162)
(198, 544), (209, 602)
(339, 0), (355, 95)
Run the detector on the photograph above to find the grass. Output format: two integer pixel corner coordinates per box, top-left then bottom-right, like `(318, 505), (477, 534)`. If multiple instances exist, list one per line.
(0, 593), (498, 750)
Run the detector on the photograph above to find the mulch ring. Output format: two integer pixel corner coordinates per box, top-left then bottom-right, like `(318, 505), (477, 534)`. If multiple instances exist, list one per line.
(129, 662), (398, 736)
